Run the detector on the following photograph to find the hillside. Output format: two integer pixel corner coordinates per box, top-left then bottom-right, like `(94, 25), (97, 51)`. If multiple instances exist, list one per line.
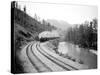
(11, 2), (56, 73)
(47, 19), (71, 30)
(13, 7), (56, 45)
(14, 8), (55, 35)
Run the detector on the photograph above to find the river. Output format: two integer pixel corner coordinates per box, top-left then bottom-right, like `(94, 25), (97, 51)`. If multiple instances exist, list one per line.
(58, 42), (97, 69)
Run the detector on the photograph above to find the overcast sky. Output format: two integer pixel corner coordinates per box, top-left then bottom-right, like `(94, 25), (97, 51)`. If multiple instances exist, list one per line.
(18, 1), (98, 24)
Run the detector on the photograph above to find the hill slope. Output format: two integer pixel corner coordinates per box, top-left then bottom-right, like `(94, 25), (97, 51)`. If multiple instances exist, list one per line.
(12, 4), (56, 73)
(47, 19), (71, 30)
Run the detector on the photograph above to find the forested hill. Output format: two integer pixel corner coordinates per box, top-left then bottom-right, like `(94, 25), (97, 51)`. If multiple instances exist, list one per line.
(14, 7), (56, 35)
(11, 1), (57, 73)
(11, 1), (56, 51)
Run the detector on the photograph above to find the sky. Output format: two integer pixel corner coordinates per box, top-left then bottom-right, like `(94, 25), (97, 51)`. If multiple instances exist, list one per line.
(18, 1), (98, 24)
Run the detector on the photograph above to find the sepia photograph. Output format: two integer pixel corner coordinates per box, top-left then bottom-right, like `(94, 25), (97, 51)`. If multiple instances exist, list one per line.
(11, 1), (98, 74)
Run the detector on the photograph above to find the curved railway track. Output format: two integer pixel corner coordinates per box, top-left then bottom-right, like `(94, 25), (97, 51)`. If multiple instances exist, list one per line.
(36, 43), (78, 70)
(26, 43), (52, 72)
(25, 42), (88, 72)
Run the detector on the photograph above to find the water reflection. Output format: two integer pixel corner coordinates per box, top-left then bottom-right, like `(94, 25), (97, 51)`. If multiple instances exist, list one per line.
(58, 42), (97, 69)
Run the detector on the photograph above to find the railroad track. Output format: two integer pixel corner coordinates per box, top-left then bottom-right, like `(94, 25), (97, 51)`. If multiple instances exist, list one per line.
(26, 43), (52, 72)
(36, 43), (78, 70)
(39, 43), (88, 69)
(31, 43), (66, 71)
(25, 42), (88, 73)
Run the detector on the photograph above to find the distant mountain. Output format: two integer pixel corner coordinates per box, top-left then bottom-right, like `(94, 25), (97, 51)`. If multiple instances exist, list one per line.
(47, 19), (71, 30)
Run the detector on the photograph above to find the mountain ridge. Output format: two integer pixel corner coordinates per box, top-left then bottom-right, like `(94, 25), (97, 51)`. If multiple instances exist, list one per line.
(47, 19), (71, 30)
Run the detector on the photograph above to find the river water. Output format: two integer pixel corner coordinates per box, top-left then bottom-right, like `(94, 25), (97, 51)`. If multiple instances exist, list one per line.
(58, 42), (97, 69)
